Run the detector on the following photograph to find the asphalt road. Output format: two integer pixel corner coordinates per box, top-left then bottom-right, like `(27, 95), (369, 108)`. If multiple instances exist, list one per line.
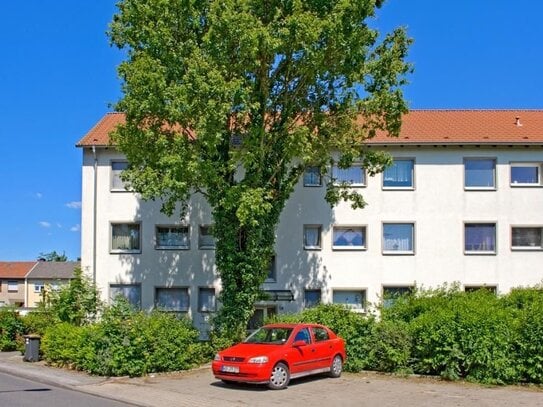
(0, 371), (136, 407)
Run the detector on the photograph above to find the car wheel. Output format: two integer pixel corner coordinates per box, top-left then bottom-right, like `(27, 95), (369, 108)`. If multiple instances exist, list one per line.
(268, 362), (290, 390)
(329, 355), (343, 378)
(221, 379), (235, 386)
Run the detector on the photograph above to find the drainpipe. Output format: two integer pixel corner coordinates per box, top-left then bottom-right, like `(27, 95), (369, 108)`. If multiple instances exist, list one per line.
(92, 145), (98, 284)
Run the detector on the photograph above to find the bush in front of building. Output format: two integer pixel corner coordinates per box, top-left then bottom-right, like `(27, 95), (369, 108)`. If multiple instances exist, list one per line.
(0, 307), (25, 351)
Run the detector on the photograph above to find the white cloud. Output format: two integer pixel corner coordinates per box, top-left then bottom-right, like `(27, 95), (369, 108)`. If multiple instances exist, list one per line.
(36, 192), (43, 199)
(70, 224), (81, 232)
(39, 221), (51, 228)
(65, 201), (82, 209)
(56, 223), (62, 228)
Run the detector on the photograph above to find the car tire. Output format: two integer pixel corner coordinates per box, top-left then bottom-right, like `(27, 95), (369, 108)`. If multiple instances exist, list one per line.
(268, 362), (290, 390)
(221, 379), (236, 386)
(329, 355), (343, 378)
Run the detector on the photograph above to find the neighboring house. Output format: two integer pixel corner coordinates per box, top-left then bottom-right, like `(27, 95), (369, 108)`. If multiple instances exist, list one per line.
(77, 110), (543, 333)
(0, 261), (78, 309)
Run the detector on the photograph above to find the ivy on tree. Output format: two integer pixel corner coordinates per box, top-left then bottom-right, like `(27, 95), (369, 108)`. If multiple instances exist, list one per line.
(109, 0), (411, 340)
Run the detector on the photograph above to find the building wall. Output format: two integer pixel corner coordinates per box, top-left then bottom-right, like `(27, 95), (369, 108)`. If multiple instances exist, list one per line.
(0, 280), (25, 306)
(26, 279), (69, 308)
(80, 145), (543, 328)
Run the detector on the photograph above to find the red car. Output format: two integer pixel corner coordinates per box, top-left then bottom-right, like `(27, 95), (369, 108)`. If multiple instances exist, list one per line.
(212, 323), (346, 390)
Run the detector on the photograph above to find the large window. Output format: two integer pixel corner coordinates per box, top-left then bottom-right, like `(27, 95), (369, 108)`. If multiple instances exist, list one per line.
(155, 287), (189, 312)
(512, 227), (543, 250)
(198, 287), (216, 312)
(510, 163), (542, 186)
(383, 223), (414, 254)
(332, 164), (365, 186)
(465, 158), (496, 189)
(111, 223), (141, 253)
(382, 286), (413, 308)
(198, 225), (215, 249)
(303, 225), (322, 250)
(332, 290), (365, 311)
(332, 226), (366, 250)
(7, 281), (18, 293)
(465, 223), (496, 254)
(110, 284), (141, 309)
(303, 166), (322, 187)
(383, 159), (414, 188)
(304, 289), (321, 308)
(111, 161), (129, 191)
(155, 225), (189, 250)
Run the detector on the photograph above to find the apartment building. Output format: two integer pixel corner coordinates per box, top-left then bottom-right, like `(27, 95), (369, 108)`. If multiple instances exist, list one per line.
(77, 110), (543, 331)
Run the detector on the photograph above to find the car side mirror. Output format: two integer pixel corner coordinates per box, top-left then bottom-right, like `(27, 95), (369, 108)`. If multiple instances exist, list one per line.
(292, 340), (306, 347)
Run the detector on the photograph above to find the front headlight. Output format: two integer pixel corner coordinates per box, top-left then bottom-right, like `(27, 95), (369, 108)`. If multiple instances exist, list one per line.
(214, 353), (221, 361)
(248, 356), (269, 364)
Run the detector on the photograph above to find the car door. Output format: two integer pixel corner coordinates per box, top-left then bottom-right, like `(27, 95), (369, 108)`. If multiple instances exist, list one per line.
(310, 326), (335, 369)
(288, 327), (320, 374)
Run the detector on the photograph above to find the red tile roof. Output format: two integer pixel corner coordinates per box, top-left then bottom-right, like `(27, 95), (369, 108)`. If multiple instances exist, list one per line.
(0, 262), (37, 278)
(77, 110), (543, 147)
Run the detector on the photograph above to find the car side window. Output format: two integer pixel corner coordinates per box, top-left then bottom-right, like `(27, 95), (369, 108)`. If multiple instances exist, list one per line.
(294, 328), (311, 344)
(312, 327), (329, 342)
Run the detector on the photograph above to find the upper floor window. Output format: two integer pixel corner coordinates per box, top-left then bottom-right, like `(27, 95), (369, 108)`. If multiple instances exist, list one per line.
(511, 226), (543, 250)
(464, 158), (496, 189)
(34, 281), (44, 293)
(266, 255), (277, 282)
(332, 164), (365, 186)
(332, 289), (366, 311)
(111, 223), (141, 253)
(155, 287), (189, 312)
(383, 159), (414, 189)
(7, 281), (18, 293)
(332, 226), (366, 250)
(303, 225), (322, 250)
(510, 163), (542, 186)
(383, 223), (414, 254)
(198, 287), (216, 312)
(303, 166), (322, 187)
(465, 223), (496, 254)
(111, 161), (129, 191)
(110, 283), (141, 309)
(199, 225), (216, 249)
(155, 225), (189, 250)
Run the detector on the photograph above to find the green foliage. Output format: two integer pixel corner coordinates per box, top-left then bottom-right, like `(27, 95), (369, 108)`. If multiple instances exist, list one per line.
(109, 0), (411, 339)
(0, 307), (24, 351)
(38, 251), (68, 262)
(366, 320), (412, 374)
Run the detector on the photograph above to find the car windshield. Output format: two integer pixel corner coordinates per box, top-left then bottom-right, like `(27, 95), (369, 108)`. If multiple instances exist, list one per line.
(244, 327), (293, 344)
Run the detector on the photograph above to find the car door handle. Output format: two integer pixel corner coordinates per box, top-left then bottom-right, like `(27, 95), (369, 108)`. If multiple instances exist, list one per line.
(311, 348), (316, 352)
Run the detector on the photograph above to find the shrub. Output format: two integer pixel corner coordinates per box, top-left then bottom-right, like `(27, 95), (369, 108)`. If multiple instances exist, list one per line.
(366, 320), (412, 374)
(0, 307), (24, 351)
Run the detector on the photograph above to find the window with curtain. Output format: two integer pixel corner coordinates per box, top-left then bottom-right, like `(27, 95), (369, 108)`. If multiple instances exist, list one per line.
(303, 225), (322, 249)
(383, 159), (414, 188)
(464, 158), (496, 188)
(332, 290), (365, 310)
(111, 223), (141, 253)
(465, 223), (496, 253)
(110, 284), (141, 309)
(198, 287), (216, 312)
(155, 225), (189, 249)
(512, 227), (543, 250)
(111, 161), (129, 191)
(155, 287), (189, 312)
(383, 223), (414, 253)
(303, 166), (322, 186)
(510, 163), (542, 185)
(332, 226), (366, 249)
(332, 165), (365, 186)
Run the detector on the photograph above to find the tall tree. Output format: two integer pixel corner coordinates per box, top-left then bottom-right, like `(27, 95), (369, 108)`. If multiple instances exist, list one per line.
(38, 251), (68, 262)
(109, 0), (411, 339)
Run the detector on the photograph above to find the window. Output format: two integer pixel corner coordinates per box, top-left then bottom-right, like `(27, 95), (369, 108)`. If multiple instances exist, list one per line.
(510, 163), (542, 186)
(266, 255), (276, 282)
(198, 287), (216, 312)
(332, 164), (365, 186)
(303, 166), (322, 186)
(111, 223), (141, 253)
(303, 225), (322, 250)
(465, 285), (497, 294)
(155, 287), (189, 312)
(383, 223), (414, 254)
(7, 281), (18, 293)
(34, 281), (44, 293)
(383, 159), (414, 188)
(312, 326), (330, 342)
(512, 227), (543, 250)
(383, 286), (413, 308)
(155, 225), (190, 249)
(111, 161), (129, 191)
(332, 226), (366, 250)
(465, 223), (496, 254)
(198, 225), (215, 249)
(110, 284), (141, 309)
(464, 158), (496, 189)
(332, 290), (365, 311)
(304, 289), (321, 308)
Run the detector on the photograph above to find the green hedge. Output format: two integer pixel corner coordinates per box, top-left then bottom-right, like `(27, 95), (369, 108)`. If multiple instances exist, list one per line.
(0, 307), (25, 351)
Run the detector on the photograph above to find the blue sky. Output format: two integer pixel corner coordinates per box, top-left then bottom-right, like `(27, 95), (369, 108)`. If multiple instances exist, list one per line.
(0, 0), (542, 261)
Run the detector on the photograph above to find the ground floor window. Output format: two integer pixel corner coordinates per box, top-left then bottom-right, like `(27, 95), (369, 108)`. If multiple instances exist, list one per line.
(155, 287), (189, 312)
(110, 284), (141, 309)
(511, 227), (543, 250)
(304, 289), (321, 308)
(248, 306), (277, 331)
(198, 287), (216, 312)
(332, 289), (366, 311)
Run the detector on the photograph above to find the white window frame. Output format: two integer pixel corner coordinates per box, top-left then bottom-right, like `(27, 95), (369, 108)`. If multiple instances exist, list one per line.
(155, 286), (190, 312)
(7, 281), (18, 293)
(510, 162), (543, 186)
(110, 160), (130, 192)
(332, 225), (366, 250)
(382, 286), (413, 308)
(382, 223), (415, 255)
(198, 225), (216, 249)
(111, 222), (141, 254)
(382, 158), (415, 190)
(464, 157), (496, 190)
(332, 164), (366, 187)
(464, 222), (497, 255)
(198, 287), (216, 312)
(332, 289), (366, 312)
(303, 166), (322, 187)
(34, 281), (45, 293)
(155, 225), (190, 250)
(511, 226), (543, 251)
(303, 225), (322, 250)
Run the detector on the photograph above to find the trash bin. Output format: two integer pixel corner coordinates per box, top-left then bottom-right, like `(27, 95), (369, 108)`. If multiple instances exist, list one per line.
(23, 334), (41, 362)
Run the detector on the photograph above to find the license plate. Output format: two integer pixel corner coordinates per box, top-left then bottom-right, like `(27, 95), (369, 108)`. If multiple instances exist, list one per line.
(221, 365), (239, 373)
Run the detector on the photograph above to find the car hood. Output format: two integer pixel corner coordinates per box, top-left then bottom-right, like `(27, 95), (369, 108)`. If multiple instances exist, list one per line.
(221, 342), (283, 359)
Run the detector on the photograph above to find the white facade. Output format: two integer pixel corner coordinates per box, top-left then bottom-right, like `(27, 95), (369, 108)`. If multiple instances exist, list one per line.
(80, 141), (543, 333)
